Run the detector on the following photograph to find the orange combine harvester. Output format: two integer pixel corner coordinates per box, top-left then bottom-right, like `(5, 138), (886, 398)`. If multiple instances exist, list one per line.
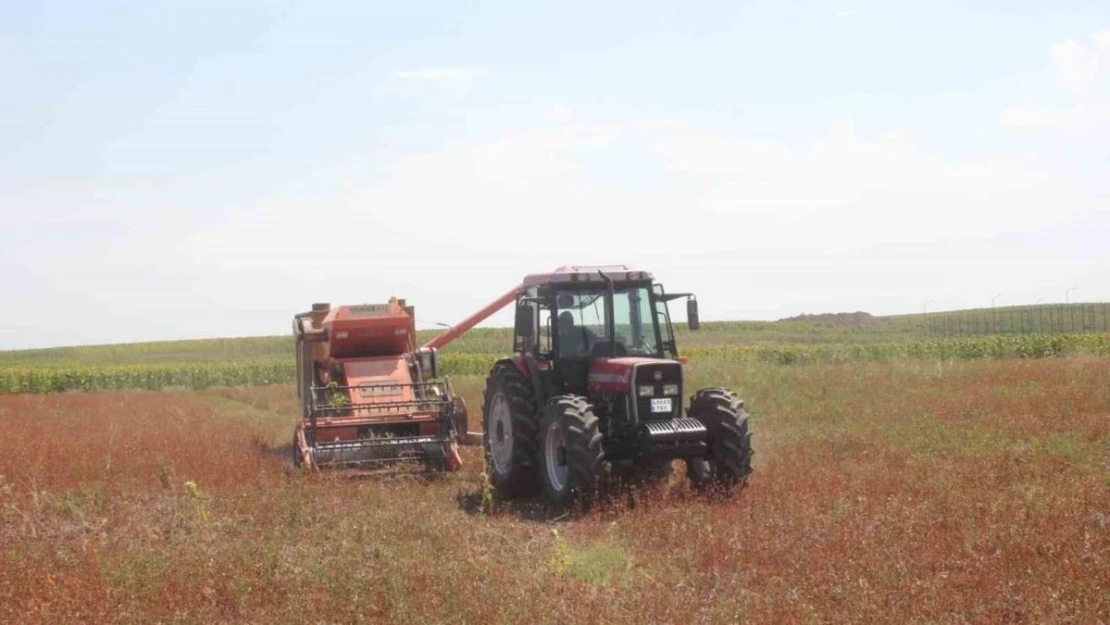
(291, 298), (468, 471)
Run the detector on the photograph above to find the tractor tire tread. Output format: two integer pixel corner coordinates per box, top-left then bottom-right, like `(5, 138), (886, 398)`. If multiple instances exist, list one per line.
(688, 387), (754, 491)
(482, 362), (542, 497)
(542, 395), (604, 507)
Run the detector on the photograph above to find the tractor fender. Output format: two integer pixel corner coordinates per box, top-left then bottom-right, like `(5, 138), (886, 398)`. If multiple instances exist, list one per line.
(499, 355), (546, 408)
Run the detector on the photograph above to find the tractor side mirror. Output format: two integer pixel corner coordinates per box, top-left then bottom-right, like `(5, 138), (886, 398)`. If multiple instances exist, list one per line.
(514, 304), (535, 350)
(687, 298), (700, 331)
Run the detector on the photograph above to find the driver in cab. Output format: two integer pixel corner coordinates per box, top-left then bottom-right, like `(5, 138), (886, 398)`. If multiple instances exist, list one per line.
(557, 311), (596, 356)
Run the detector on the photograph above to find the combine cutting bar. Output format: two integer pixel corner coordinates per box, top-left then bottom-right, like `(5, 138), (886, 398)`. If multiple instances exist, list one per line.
(310, 435), (445, 468)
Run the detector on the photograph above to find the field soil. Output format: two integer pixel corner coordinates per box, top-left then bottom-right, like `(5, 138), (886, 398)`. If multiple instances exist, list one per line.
(1, 357), (1108, 624)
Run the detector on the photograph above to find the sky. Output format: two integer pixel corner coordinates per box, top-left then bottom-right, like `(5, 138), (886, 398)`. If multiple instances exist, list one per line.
(2, 0), (1108, 349)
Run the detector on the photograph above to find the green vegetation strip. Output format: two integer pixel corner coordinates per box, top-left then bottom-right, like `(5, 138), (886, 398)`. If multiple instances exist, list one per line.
(3, 333), (1108, 394)
(0, 359), (293, 394)
(694, 332), (1110, 365)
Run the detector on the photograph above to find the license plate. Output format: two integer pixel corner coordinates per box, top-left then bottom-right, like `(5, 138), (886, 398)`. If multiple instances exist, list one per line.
(650, 398), (672, 413)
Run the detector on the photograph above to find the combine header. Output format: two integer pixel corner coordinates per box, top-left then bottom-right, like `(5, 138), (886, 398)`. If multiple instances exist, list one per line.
(291, 298), (466, 471)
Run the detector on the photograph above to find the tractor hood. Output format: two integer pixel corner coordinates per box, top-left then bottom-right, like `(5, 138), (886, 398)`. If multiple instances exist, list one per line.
(587, 357), (683, 393)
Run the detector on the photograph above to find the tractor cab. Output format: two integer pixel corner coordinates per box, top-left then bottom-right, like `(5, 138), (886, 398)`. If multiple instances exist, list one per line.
(511, 265), (699, 398)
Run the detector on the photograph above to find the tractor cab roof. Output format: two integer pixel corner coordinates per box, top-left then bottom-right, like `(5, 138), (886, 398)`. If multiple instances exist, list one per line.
(522, 265), (654, 288)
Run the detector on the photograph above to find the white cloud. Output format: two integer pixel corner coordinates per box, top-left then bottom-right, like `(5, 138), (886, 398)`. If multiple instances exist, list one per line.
(164, 117), (1107, 339)
(1000, 102), (1110, 131)
(186, 118), (1094, 263)
(640, 118), (689, 130)
(378, 66), (487, 98)
(1002, 29), (1110, 131)
(7, 114), (1105, 348)
(542, 106), (575, 124)
(646, 121), (1074, 245)
(393, 66), (487, 82)
(1050, 33), (1107, 93)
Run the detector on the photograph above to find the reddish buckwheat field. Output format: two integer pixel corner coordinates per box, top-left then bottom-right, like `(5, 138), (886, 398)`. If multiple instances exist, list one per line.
(2, 356), (1108, 624)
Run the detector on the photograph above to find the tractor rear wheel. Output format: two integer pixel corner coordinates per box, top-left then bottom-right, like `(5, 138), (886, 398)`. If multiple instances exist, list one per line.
(539, 396), (605, 508)
(686, 388), (753, 492)
(482, 362), (541, 498)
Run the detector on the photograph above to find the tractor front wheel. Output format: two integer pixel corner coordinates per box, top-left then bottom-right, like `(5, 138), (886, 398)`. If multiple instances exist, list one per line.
(686, 388), (753, 492)
(539, 396), (605, 508)
(482, 362), (541, 498)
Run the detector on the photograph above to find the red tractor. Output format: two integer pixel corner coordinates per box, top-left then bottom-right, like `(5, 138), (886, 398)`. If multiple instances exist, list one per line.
(427, 265), (754, 506)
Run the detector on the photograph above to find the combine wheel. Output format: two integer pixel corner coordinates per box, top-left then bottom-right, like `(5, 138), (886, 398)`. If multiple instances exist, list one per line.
(686, 388), (753, 492)
(292, 430), (302, 469)
(482, 362), (541, 497)
(423, 440), (463, 473)
(452, 396), (470, 445)
(539, 396), (604, 508)
(292, 428), (312, 470)
(444, 441), (463, 472)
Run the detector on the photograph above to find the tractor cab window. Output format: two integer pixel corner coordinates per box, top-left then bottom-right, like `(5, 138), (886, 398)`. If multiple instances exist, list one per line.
(554, 285), (662, 358)
(537, 308), (552, 355)
(613, 287), (660, 356)
(653, 283), (678, 358)
(514, 287), (553, 356)
(555, 291), (608, 357)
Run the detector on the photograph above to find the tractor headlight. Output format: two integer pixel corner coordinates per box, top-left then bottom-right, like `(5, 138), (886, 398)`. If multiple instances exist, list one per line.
(638, 385), (654, 397)
(662, 384), (679, 396)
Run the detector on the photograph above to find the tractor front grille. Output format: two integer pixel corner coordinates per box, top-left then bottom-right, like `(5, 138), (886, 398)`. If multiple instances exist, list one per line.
(633, 362), (683, 421)
(643, 418), (706, 440)
(639, 417), (707, 458)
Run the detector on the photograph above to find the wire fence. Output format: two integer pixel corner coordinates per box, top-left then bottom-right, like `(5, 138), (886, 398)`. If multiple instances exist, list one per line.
(910, 303), (1110, 337)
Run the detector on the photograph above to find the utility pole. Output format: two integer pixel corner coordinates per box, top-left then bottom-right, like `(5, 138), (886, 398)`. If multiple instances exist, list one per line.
(1065, 287), (1077, 304)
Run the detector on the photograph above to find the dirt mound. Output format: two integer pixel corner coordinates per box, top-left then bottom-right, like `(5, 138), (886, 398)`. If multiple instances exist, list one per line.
(781, 311), (876, 326)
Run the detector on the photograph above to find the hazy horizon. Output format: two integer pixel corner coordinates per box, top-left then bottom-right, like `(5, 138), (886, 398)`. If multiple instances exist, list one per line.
(4, 299), (1108, 353)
